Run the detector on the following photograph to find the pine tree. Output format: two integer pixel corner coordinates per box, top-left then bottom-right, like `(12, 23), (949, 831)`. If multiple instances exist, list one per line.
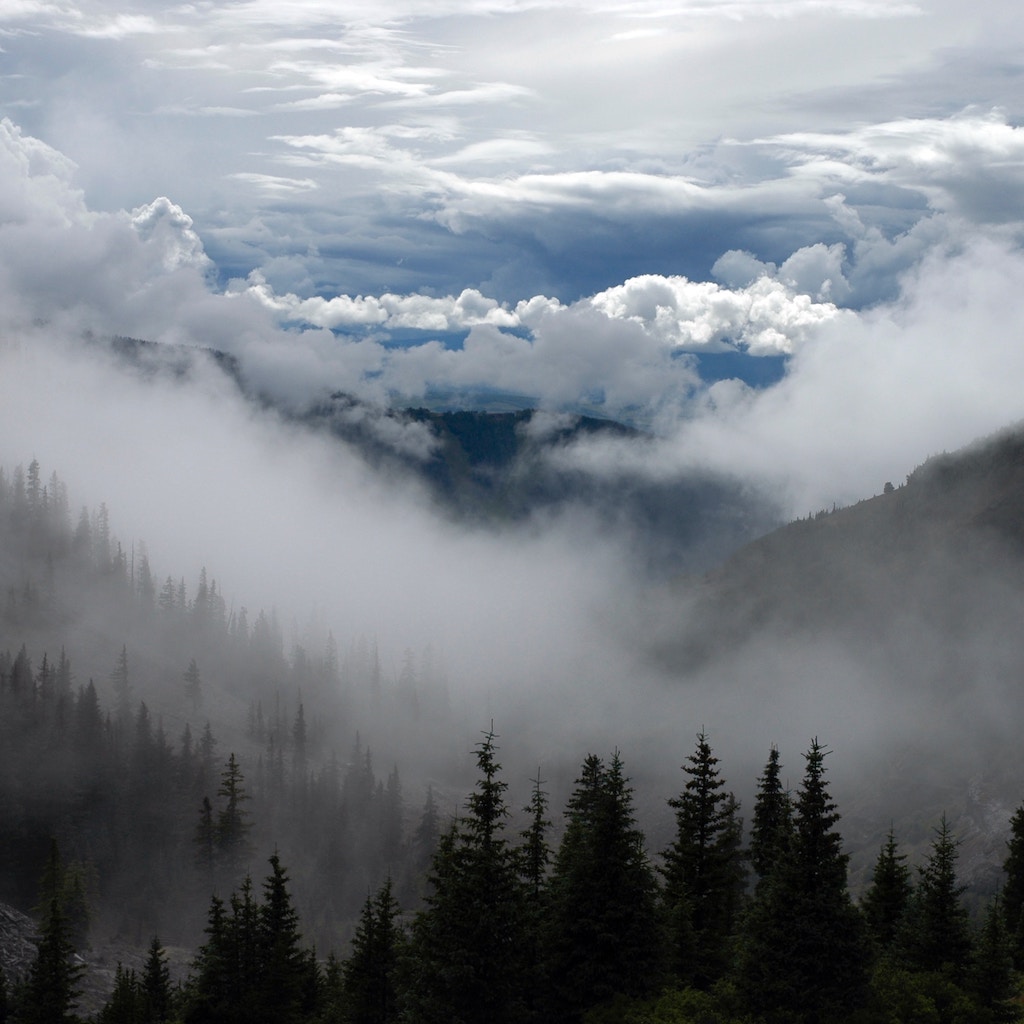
(21, 897), (84, 1024)
(183, 659), (202, 715)
(1003, 802), (1024, 967)
(403, 727), (527, 1024)
(749, 744), (792, 884)
(343, 877), (402, 1024)
(736, 739), (868, 1024)
(968, 895), (1020, 1023)
(216, 753), (252, 876)
(661, 730), (745, 988)
(256, 855), (309, 1024)
(861, 825), (912, 954)
(97, 964), (143, 1024)
(517, 770), (551, 1024)
(898, 813), (972, 980)
(543, 751), (663, 1022)
(142, 936), (172, 1024)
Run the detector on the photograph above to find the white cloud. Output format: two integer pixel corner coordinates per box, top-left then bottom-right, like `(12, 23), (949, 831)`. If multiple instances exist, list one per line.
(130, 197), (213, 274)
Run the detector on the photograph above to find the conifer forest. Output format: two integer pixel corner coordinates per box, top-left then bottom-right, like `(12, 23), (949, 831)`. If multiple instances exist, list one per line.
(4, 451), (1024, 1024)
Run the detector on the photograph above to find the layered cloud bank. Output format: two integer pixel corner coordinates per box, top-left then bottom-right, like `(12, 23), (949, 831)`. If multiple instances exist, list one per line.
(3, 110), (1024, 521)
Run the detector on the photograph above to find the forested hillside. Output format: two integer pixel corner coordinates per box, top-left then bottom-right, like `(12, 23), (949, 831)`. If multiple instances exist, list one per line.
(8, 422), (1024, 1022)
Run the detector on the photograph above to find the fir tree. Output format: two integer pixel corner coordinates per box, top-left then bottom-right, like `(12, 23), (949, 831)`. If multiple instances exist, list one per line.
(343, 877), (402, 1024)
(256, 855), (309, 1024)
(898, 813), (972, 980)
(97, 965), (143, 1024)
(403, 727), (527, 1024)
(216, 753), (252, 876)
(661, 730), (745, 988)
(142, 936), (172, 1024)
(968, 895), (1020, 1024)
(736, 739), (868, 1024)
(749, 744), (792, 884)
(21, 897), (84, 1024)
(861, 825), (912, 954)
(183, 659), (202, 715)
(543, 751), (663, 1022)
(1003, 801), (1024, 967)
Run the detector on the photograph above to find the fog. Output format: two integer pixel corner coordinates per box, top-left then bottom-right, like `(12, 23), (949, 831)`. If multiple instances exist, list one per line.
(4, 116), (1024, 887)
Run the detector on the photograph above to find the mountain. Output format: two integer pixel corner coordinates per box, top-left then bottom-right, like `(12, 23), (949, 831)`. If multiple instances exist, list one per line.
(303, 395), (781, 574)
(654, 423), (1024, 891)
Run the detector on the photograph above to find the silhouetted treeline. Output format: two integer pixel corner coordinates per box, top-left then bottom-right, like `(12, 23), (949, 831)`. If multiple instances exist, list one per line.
(8, 729), (1024, 1024)
(0, 461), (452, 948)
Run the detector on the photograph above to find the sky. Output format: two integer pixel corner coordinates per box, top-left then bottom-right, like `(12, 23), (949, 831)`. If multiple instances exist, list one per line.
(3, 0), (1024, 518)
(5, 0), (1024, 811)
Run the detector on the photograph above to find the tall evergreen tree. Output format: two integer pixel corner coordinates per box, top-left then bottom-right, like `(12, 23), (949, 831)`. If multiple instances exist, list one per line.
(253, 855), (310, 1024)
(861, 825), (912, 955)
(96, 965), (143, 1024)
(749, 744), (792, 884)
(1003, 802), (1024, 967)
(968, 895), (1020, 1024)
(20, 897), (84, 1024)
(661, 730), (745, 988)
(343, 877), (402, 1024)
(543, 751), (663, 1022)
(897, 813), (972, 980)
(402, 727), (527, 1024)
(216, 753), (252, 876)
(183, 660), (202, 715)
(736, 739), (868, 1024)
(142, 937), (173, 1024)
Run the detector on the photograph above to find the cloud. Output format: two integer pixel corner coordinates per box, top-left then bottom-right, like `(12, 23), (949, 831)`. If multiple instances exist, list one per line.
(130, 197), (213, 274)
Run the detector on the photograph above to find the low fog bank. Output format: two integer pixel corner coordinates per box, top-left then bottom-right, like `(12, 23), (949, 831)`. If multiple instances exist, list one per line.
(3, 326), (1021, 895)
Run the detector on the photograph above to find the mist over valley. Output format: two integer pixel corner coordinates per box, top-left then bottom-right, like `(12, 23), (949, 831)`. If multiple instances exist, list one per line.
(5, 0), (1024, 1014)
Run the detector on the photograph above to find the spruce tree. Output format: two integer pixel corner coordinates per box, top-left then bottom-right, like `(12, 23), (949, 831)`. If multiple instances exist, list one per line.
(97, 965), (143, 1024)
(897, 813), (972, 980)
(968, 895), (1020, 1023)
(256, 854), (309, 1024)
(543, 751), (663, 1021)
(142, 936), (172, 1024)
(21, 897), (84, 1024)
(861, 825), (912, 955)
(736, 739), (867, 1024)
(402, 727), (527, 1024)
(749, 744), (792, 884)
(216, 753), (252, 876)
(1003, 802), (1024, 967)
(661, 730), (745, 988)
(343, 877), (402, 1024)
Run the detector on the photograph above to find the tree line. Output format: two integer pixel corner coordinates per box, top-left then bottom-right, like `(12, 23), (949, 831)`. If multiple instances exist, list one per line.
(6, 728), (1024, 1024)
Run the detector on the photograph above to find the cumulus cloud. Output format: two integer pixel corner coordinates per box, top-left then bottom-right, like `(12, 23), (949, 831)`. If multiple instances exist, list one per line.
(130, 197), (213, 274)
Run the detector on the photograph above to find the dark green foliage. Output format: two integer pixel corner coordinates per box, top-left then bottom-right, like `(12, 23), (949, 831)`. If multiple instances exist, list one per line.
(342, 877), (402, 1024)
(97, 965), (145, 1024)
(184, 659), (202, 714)
(736, 740), (868, 1024)
(1003, 803), (1024, 967)
(216, 753), (252, 877)
(968, 896), (1021, 1023)
(142, 937), (173, 1024)
(184, 857), (314, 1024)
(518, 769), (551, 900)
(20, 897), (84, 1024)
(748, 745), (792, 884)
(94, 939), (173, 1024)
(402, 727), (527, 1024)
(544, 751), (664, 1022)
(257, 854), (310, 1024)
(861, 825), (912, 954)
(661, 731), (745, 989)
(897, 814), (973, 980)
